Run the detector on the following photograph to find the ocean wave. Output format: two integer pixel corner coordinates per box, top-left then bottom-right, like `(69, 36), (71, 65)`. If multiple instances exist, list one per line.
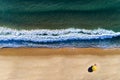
(0, 27), (120, 48)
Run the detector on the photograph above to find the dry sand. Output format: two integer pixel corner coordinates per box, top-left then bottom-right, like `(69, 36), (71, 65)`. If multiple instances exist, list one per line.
(0, 48), (120, 80)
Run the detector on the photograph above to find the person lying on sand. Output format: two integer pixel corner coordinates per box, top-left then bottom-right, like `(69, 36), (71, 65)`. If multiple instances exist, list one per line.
(92, 64), (97, 71)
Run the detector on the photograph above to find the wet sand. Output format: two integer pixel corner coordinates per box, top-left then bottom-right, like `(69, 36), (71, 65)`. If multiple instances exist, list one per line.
(0, 48), (120, 80)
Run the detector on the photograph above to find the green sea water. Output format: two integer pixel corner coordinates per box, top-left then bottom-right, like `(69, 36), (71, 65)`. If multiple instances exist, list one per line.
(0, 0), (120, 32)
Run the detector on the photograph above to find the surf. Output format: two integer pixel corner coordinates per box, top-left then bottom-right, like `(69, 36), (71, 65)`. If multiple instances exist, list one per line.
(0, 27), (120, 48)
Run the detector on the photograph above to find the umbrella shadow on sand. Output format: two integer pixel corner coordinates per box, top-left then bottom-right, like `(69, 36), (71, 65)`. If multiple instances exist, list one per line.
(88, 66), (93, 72)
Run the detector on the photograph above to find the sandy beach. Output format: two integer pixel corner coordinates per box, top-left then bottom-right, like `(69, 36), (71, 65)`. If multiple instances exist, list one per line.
(0, 48), (120, 80)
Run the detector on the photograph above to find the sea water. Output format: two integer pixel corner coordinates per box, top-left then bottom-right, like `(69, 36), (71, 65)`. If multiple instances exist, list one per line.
(0, 0), (120, 48)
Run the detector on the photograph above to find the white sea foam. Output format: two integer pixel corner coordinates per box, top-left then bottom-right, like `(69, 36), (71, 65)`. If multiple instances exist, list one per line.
(0, 27), (120, 48)
(0, 27), (120, 43)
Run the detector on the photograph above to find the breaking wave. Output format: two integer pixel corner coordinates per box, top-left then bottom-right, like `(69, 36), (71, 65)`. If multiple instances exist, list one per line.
(0, 27), (120, 48)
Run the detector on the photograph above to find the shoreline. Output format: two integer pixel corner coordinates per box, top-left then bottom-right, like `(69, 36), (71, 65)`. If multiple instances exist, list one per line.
(0, 48), (120, 56)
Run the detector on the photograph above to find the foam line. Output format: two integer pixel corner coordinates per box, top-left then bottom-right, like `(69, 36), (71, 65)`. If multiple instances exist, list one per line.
(0, 27), (120, 42)
(0, 27), (120, 48)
